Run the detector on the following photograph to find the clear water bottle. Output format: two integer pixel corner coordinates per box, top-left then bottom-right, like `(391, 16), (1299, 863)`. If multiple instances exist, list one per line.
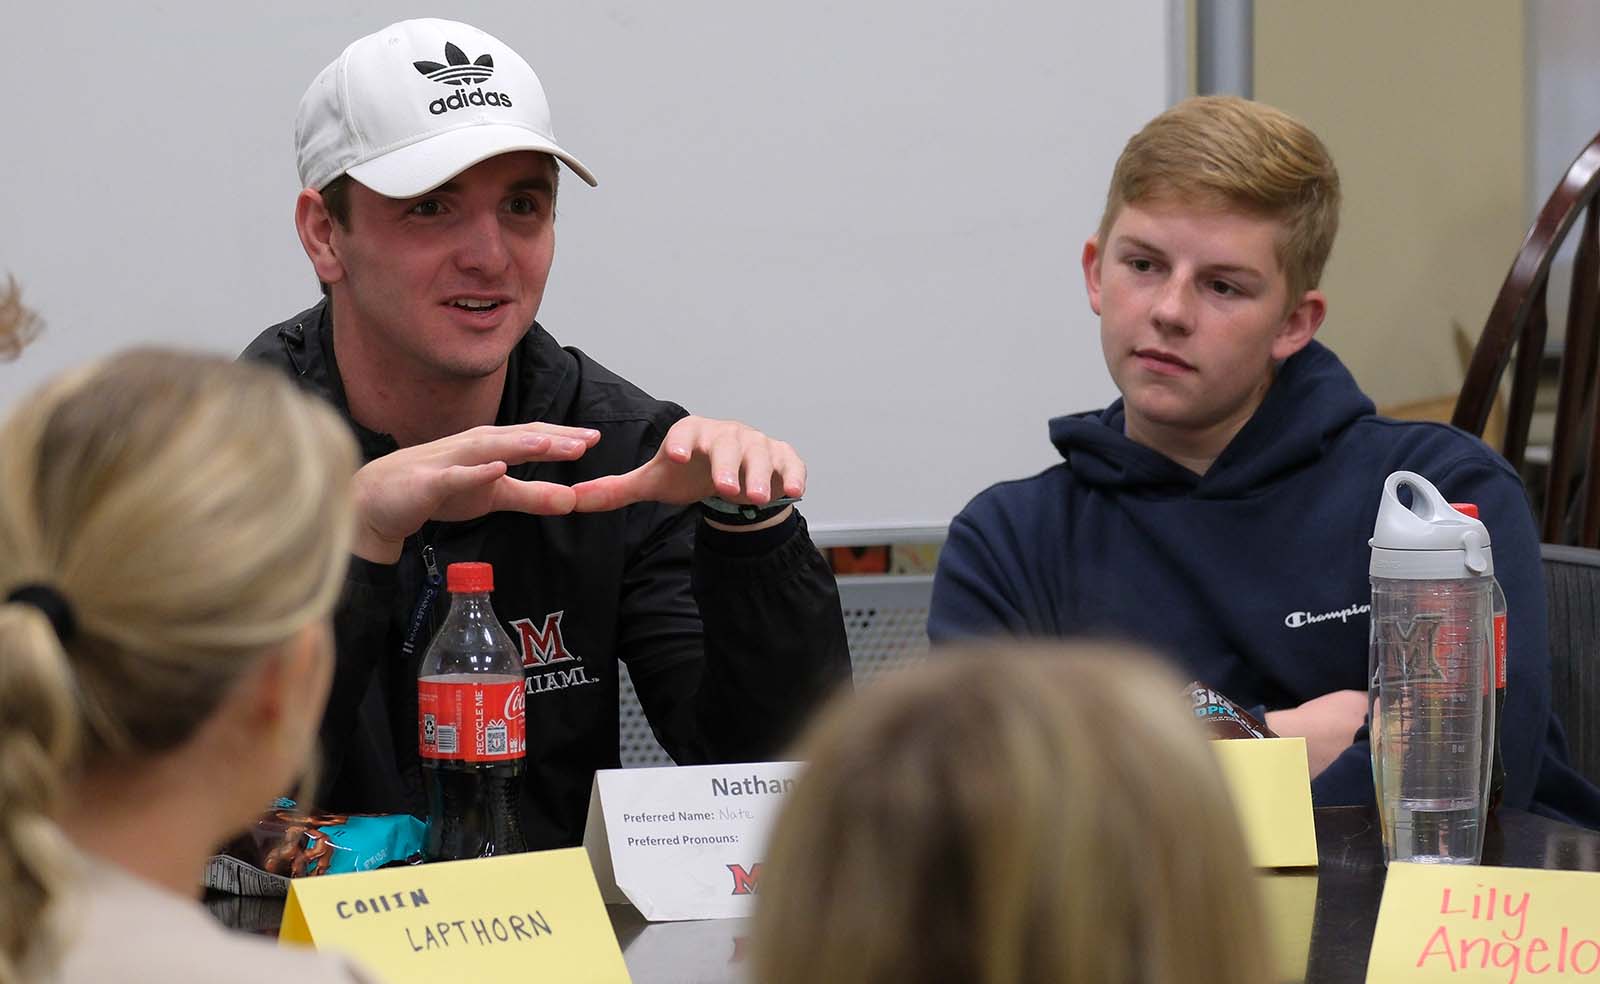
(417, 562), (528, 861)
(1450, 502), (1507, 813)
(1369, 471), (1495, 865)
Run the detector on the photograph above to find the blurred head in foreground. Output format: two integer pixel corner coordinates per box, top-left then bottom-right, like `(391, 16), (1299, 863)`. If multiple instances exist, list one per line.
(752, 642), (1268, 984)
(0, 299), (357, 977)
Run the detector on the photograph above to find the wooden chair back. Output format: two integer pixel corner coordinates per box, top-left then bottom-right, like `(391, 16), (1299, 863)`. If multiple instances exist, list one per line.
(1454, 133), (1600, 546)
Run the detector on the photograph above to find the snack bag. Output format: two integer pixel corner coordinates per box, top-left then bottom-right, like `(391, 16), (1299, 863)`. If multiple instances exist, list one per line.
(1187, 682), (1279, 740)
(206, 798), (426, 896)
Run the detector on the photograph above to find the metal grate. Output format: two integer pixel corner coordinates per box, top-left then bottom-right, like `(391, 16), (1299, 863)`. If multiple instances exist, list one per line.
(616, 574), (935, 767)
(618, 661), (673, 767)
(838, 575), (933, 683)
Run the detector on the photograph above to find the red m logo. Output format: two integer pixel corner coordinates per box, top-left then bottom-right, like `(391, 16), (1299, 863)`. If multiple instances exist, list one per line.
(727, 863), (762, 895)
(510, 612), (576, 667)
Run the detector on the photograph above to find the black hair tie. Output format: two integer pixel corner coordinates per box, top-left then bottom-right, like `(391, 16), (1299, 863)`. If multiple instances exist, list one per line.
(6, 584), (78, 645)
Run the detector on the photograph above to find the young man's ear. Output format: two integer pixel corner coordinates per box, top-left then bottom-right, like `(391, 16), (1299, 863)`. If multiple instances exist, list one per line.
(295, 188), (346, 288)
(1271, 288), (1327, 362)
(1081, 237), (1105, 316)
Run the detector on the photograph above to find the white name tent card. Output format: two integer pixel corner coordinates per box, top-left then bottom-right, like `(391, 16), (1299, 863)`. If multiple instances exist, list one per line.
(584, 762), (802, 921)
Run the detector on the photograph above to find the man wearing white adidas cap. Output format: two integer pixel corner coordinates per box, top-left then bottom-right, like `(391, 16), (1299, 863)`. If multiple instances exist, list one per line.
(243, 18), (850, 848)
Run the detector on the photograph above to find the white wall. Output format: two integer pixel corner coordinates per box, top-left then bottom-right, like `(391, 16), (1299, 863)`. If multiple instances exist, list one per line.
(1527, 0), (1600, 216)
(1524, 0), (1600, 348)
(2, 1), (1173, 536)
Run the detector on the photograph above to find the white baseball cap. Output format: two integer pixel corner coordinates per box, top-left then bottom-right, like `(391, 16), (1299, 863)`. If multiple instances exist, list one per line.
(295, 18), (596, 197)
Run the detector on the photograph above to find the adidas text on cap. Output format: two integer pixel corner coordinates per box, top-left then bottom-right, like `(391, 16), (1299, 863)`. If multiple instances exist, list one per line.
(295, 18), (596, 198)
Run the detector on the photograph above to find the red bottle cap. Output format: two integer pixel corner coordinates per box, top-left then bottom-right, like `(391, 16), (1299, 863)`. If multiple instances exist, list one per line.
(446, 562), (494, 593)
(1450, 502), (1480, 519)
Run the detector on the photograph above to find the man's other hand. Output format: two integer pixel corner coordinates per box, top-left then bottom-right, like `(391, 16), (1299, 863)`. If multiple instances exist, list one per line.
(352, 423), (600, 563)
(1265, 689), (1369, 779)
(569, 416), (806, 517)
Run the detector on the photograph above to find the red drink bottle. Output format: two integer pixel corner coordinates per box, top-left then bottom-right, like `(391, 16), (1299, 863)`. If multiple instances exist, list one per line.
(417, 562), (527, 861)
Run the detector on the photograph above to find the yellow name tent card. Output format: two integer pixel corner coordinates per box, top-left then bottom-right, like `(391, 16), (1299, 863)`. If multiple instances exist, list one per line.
(1368, 862), (1600, 982)
(1211, 737), (1319, 868)
(279, 847), (630, 984)
(1260, 871), (1319, 983)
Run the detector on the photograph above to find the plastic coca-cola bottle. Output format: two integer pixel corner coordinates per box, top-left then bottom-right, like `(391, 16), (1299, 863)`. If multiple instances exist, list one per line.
(417, 562), (527, 861)
(1451, 503), (1508, 812)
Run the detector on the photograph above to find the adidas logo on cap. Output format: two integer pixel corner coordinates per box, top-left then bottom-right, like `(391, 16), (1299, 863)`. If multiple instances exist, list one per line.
(295, 18), (597, 197)
(413, 41), (513, 116)
(413, 42), (495, 86)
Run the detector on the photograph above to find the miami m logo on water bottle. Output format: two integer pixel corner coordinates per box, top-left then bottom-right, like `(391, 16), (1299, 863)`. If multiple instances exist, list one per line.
(1378, 615), (1449, 683)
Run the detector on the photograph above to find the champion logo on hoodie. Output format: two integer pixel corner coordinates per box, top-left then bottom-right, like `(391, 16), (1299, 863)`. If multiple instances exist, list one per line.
(1284, 603), (1371, 629)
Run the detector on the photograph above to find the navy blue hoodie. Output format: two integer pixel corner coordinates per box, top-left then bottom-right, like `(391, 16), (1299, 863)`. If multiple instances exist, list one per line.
(931, 341), (1600, 826)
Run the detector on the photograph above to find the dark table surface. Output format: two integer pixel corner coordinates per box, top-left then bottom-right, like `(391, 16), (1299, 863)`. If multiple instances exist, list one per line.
(1303, 805), (1600, 984)
(205, 806), (1600, 984)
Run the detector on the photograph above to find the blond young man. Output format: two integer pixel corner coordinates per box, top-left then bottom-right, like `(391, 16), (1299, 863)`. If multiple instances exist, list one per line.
(930, 96), (1599, 824)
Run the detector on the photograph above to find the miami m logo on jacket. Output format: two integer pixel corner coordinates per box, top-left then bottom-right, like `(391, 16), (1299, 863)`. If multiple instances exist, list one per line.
(510, 612), (577, 667)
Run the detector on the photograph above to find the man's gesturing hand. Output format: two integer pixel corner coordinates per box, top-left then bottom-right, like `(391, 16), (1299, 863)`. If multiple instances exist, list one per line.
(569, 416), (806, 515)
(352, 423), (600, 563)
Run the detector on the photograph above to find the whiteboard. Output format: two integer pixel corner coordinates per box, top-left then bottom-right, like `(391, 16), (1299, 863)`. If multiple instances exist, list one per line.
(2, 1), (1176, 538)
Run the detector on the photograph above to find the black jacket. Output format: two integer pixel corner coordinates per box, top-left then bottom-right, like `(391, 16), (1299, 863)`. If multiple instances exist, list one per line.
(243, 301), (852, 848)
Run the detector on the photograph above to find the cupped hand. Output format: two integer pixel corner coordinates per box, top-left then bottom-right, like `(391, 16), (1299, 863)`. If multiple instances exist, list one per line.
(568, 416), (806, 513)
(352, 422), (600, 562)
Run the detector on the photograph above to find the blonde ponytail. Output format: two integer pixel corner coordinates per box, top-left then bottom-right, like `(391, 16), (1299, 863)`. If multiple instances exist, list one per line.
(0, 606), (79, 984)
(0, 347), (357, 978)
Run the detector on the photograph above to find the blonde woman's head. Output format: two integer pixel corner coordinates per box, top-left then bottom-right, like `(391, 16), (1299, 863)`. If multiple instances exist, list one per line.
(752, 642), (1268, 984)
(0, 330), (357, 979)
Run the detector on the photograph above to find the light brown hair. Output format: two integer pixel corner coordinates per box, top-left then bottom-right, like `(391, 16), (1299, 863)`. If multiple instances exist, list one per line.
(751, 642), (1269, 984)
(0, 277), (42, 361)
(0, 338), (357, 981)
(1097, 95), (1341, 304)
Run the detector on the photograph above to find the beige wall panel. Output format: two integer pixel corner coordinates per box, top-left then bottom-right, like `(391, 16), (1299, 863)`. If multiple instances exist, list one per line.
(1255, 1), (1525, 407)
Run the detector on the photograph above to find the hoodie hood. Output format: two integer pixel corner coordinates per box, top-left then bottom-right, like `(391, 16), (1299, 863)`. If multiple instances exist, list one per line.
(1049, 340), (1376, 497)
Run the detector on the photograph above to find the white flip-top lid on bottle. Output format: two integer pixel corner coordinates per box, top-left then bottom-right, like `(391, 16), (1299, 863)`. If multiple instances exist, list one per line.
(1369, 470), (1494, 579)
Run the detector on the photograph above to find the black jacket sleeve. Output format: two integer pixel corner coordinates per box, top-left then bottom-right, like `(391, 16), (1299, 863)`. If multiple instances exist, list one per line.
(619, 505), (852, 764)
(317, 556), (410, 811)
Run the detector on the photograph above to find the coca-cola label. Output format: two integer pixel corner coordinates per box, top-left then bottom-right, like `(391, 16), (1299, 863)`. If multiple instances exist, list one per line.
(418, 677), (526, 762)
(1494, 613), (1508, 690)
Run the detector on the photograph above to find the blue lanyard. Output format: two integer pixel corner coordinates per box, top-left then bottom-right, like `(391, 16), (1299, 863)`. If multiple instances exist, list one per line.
(401, 542), (443, 660)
